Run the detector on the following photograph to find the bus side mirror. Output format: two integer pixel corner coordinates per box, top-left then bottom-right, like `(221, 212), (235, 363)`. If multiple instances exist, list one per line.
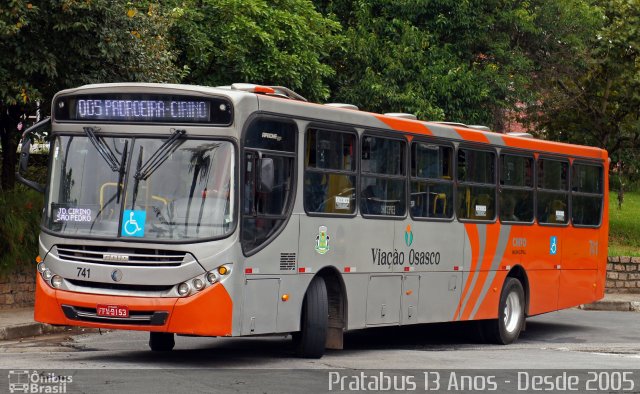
(19, 138), (31, 173)
(16, 117), (49, 194)
(259, 158), (274, 192)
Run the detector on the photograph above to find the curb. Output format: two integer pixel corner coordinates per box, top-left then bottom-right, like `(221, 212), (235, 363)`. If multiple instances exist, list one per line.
(0, 323), (79, 341)
(580, 300), (640, 312)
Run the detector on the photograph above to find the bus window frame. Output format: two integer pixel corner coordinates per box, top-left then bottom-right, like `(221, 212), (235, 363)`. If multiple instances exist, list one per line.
(303, 125), (359, 218)
(455, 144), (498, 224)
(536, 155), (571, 228)
(498, 151), (536, 226)
(240, 114), (298, 256)
(409, 138), (456, 222)
(359, 131), (408, 220)
(570, 159), (604, 228)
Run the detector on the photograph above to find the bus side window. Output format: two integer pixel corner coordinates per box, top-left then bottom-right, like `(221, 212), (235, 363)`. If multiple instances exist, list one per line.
(537, 159), (569, 225)
(241, 118), (297, 254)
(456, 148), (496, 221)
(360, 135), (406, 217)
(499, 154), (534, 223)
(410, 142), (454, 219)
(304, 128), (356, 215)
(571, 163), (603, 226)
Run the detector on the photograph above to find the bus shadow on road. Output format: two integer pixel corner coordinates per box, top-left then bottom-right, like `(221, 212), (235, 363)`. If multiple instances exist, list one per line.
(72, 316), (597, 367)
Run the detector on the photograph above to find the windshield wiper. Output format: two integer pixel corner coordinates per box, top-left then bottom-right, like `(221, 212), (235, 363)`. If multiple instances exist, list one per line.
(131, 129), (186, 209)
(83, 127), (120, 171)
(116, 140), (128, 203)
(134, 129), (186, 181)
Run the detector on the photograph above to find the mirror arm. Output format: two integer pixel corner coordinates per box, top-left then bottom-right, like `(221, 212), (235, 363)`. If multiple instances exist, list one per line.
(15, 117), (50, 194)
(16, 172), (45, 193)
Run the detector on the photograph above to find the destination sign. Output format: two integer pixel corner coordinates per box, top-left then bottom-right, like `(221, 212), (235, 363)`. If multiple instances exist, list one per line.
(54, 94), (233, 125)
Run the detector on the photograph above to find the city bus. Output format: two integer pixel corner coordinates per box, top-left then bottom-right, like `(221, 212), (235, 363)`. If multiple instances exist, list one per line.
(17, 83), (609, 358)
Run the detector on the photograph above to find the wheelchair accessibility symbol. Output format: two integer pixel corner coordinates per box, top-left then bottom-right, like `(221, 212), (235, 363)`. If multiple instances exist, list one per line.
(550, 236), (558, 255)
(122, 210), (146, 237)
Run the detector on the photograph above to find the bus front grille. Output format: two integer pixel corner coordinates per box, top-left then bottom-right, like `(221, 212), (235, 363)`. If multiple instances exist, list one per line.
(67, 279), (174, 293)
(55, 245), (186, 267)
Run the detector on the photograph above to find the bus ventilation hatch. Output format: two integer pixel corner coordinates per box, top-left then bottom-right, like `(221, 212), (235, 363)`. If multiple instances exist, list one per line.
(280, 252), (296, 271)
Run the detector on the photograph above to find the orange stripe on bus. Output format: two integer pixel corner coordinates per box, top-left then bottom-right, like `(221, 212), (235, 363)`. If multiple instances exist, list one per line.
(503, 135), (604, 159)
(373, 115), (433, 135)
(454, 128), (490, 144)
(461, 223), (501, 320)
(454, 223), (479, 320)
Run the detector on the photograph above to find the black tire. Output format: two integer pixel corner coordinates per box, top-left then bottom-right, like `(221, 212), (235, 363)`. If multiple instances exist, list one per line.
(149, 332), (175, 351)
(482, 277), (525, 345)
(294, 276), (328, 358)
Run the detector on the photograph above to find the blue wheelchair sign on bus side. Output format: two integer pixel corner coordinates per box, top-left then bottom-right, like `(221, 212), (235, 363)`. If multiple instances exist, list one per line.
(550, 236), (558, 255)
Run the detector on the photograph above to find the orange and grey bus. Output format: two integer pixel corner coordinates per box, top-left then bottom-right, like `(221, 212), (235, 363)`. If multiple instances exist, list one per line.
(17, 83), (608, 358)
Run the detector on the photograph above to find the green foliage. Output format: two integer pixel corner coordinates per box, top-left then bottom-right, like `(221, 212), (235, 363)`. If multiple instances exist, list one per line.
(609, 192), (640, 257)
(0, 187), (44, 274)
(529, 0), (640, 167)
(171, 0), (342, 101)
(1, 0), (180, 104)
(0, 0), (181, 190)
(315, 0), (558, 125)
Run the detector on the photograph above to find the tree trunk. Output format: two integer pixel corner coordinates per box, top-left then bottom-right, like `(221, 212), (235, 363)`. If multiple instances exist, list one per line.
(0, 105), (22, 191)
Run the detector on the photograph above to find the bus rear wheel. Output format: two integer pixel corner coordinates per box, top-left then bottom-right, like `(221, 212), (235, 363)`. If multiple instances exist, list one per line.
(294, 276), (328, 358)
(149, 332), (175, 351)
(482, 277), (525, 345)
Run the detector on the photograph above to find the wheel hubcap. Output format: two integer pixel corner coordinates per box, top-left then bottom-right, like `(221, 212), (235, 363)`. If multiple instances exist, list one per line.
(503, 291), (522, 333)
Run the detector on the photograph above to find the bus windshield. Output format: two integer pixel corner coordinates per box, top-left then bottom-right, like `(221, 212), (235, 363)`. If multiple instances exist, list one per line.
(45, 135), (235, 241)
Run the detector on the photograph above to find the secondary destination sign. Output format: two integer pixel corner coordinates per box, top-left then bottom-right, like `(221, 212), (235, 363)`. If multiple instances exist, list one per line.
(54, 93), (233, 125)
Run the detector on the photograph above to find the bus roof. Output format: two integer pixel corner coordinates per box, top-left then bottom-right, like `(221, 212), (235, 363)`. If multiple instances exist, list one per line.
(54, 82), (608, 161)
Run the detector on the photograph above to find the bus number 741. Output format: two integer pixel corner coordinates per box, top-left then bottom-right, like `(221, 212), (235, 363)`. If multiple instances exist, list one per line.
(76, 267), (90, 278)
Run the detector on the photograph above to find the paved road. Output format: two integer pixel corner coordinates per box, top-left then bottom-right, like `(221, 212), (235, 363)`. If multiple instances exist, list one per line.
(1, 309), (639, 393)
(1, 308), (639, 369)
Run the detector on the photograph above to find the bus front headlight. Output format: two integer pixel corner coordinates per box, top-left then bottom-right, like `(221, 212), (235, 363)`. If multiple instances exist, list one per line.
(177, 282), (190, 296)
(206, 271), (218, 284)
(51, 275), (63, 288)
(192, 278), (204, 291)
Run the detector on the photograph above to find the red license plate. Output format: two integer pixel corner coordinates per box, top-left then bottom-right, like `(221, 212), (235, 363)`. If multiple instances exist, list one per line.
(96, 304), (129, 318)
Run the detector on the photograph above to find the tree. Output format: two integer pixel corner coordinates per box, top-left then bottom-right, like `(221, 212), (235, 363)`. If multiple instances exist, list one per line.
(170, 0), (342, 102)
(0, 0), (180, 190)
(312, 0), (548, 125)
(529, 0), (640, 172)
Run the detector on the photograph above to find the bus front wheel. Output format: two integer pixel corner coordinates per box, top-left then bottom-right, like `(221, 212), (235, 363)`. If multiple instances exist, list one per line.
(149, 332), (175, 351)
(294, 276), (328, 358)
(482, 277), (525, 345)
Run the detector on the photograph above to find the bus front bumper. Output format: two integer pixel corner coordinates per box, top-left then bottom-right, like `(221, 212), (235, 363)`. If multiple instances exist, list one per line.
(34, 274), (233, 336)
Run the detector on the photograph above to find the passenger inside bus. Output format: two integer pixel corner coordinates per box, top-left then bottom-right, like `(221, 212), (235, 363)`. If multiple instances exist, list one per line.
(500, 194), (519, 222)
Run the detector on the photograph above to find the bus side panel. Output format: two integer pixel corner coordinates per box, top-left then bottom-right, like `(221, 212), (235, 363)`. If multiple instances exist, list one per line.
(597, 166), (610, 299)
(558, 270), (597, 310)
(527, 270), (560, 316)
(244, 215), (301, 334)
(298, 216), (394, 330)
(394, 220), (464, 324)
(455, 223), (512, 321)
(557, 227), (599, 309)
(343, 274), (370, 329)
(521, 225), (563, 315)
(470, 223), (519, 321)
(419, 272), (463, 323)
(470, 270), (508, 320)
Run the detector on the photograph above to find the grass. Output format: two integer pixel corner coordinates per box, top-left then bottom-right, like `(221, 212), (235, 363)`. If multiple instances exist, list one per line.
(609, 191), (640, 257)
